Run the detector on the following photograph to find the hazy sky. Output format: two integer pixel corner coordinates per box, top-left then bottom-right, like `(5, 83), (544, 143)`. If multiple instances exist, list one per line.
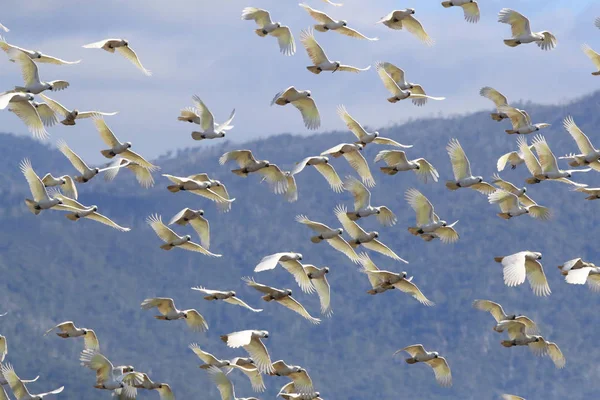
(1, 0), (599, 161)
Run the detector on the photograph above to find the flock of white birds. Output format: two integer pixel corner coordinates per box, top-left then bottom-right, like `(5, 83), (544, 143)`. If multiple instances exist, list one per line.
(1, 2), (600, 400)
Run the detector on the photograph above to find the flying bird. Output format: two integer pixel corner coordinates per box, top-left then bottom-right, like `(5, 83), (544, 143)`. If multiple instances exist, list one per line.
(56, 139), (121, 183)
(380, 62), (443, 106)
(228, 357), (265, 393)
(291, 156), (344, 192)
(0, 335), (5, 362)
(494, 251), (551, 296)
(499, 105), (550, 135)
(564, 266), (600, 292)
(241, 7), (295, 56)
(205, 365), (260, 400)
(79, 349), (143, 398)
(375, 150), (439, 183)
(303, 265), (332, 316)
(39, 93), (117, 126)
(179, 95), (235, 140)
(445, 138), (495, 193)
(163, 174), (234, 207)
(472, 299), (539, 334)
(141, 297), (209, 332)
(93, 116), (159, 171)
(169, 208), (210, 248)
(405, 188), (459, 244)
(244, 278), (321, 324)
(300, 28), (370, 74)
(271, 87), (320, 130)
(375, 62), (444, 104)
(49, 191), (132, 231)
(191, 287), (263, 312)
(299, 4), (377, 40)
(557, 258), (595, 275)
(0, 36), (80, 64)
(254, 252), (314, 294)
(497, 142), (535, 171)
(582, 44), (600, 75)
(146, 214), (221, 256)
(559, 116), (600, 170)
(188, 343), (232, 369)
(495, 320), (565, 368)
(0, 363), (64, 400)
(498, 9), (556, 50)
(220, 330), (274, 374)
(518, 136), (587, 186)
(320, 143), (374, 187)
(441, 0), (480, 23)
(488, 189), (551, 220)
(376, 9), (433, 45)
(44, 321), (100, 350)
(9, 49), (69, 94)
(532, 135), (591, 182)
(269, 361), (315, 395)
(20, 158), (75, 215)
(337, 105), (411, 147)
(0, 91), (48, 139)
(104, 159), (155, 189)
(480, 87), (510, 121)
(502, 395), (525, 400)
(219, 150), (288, 194)
(295, 214), (360, 262)
(358, 253), (433, 305)
(394, 345), (452, 387)
(83, 38), (151, 75)
(335, 204), (407, 262)
(574, 186), (600, 200)
(342, 175), (397, 226)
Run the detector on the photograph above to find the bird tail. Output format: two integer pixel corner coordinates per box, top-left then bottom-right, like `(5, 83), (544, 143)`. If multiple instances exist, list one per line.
(313, 25), (328, 32)
(441, 1), (453, 7)
(567, 160), (580, 168)
(167, 185), (181, 193)
(501, 340), (514, 348)
(503, 39), (520, 47)
(56, 332), (70, 338)
(311, 235), (323, 243)
(505, 129), (518, 134)
(255, 28), (268, 37)
(367, 289), (378, 295)
(306, 66), (322, 74)
(494, 257), (504, 263)
(405, 358), (418, 364)
(407, 227), (422, 236)
(198, 364), (211, 370)
(387, 96), (399, 103)
(490, 113), (505, 121)
(74, 176), (86, 183)
(261, 294), (275, 302)
(445, 181), (460, 190)
(203, 295), (215, 301)
(220, 335), (228, 343)
(65, 213), (79, 221)
(380, 166), (399, 175)
(349, 241), (359, 249)
(191, 131), (205, 141)
(100, 149), (116, 158)
(231, 168), (249, 177)
(160, 244), (175, 251)
(61, 118), (76, 126)
(525, 177), (540, 185)
(420, 234), (436, 242)
(586, 195), (599, 201)
(593, 72), (600, 76)
(153, 315), (168, 320)
(346, 212), (359, 221)
(497, 213), (512, 220)
(24, 199), (41, 215)
(561, 270), (569, 276)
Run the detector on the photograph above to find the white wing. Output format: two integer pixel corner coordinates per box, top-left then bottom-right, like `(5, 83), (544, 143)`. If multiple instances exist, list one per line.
(446, 138), (472, 180)
(116, 45), (151, 76)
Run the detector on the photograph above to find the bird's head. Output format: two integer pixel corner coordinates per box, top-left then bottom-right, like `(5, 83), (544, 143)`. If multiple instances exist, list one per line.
(373, 131), (380, 138)
(409, 8), (416, 14)
(60, 178), (67, 185)
(478, 177), (483, 183)
(525, 209), (530, 214)
(276, 22), (282, 28)
(534, 252), (542, 260)
(332, 62), (341, 73)
(33, 51), (42, 59)
(218, 133), (226, 138)
(324, 267), (330, 274)
(508, 314), (517, 320)
(372, 231), (379, 238)
(92, 206), (98, 212)
(47, 83), (53, 90)
(376, 209), (381, 215)
(82, 329), (88, 334)
(126, 142), (132, 148)
(401, 271), (408, 278)
(567, 173), (572, 178)
(248, 358), (256, 364)
(183, 312), (188, 318)
(185, 235), (192, 241)
(26, 94), (34, 101)
(533, 336), (541, 342)
(228, 291), (236, 297)
(522, 187), (527, 193)
(341, 21), (348, 26)
(304, 90), (312, 97)
(72, 109), (79, 117)
(57, 199), (64, 205)
(122, 39), (129, 46)
(356, 144), (364, 151)
(197, 209), (205, 216)
(322, 156), (329, 163)
(433, 352), (439, 358)
(535, 127), (540, 131)
(440, 220), (447, 227)
(264, 161), (271, 168)
(337, 228), (344, 235)
(259, 330), (269, 338)
(285, 289), (293, 296)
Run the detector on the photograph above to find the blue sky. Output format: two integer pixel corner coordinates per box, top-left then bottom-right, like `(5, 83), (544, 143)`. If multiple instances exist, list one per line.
(1, 0), (600, 161)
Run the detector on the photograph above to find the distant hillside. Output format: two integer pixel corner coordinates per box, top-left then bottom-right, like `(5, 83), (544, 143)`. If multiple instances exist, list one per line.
(2, 91), (600, 400)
